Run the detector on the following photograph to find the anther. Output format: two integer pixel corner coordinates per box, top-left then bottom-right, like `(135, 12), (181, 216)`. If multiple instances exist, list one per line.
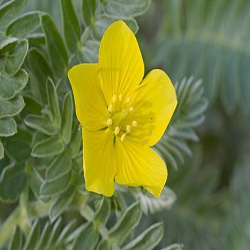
(129, 106), (134, 112)
(126, 125), (131, 133)
(121, 134), (126, 142)
(107, 118), (113, 126)
(126, 97), (131, 103)
(114, 127), (120, 136)
(119, 94), (122, 101)
(108, 104), (113, 113)
(132, 120), (138, 127)
(112, 95), (117, 103)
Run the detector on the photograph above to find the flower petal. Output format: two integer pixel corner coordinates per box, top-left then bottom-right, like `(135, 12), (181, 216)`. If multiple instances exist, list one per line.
(82, 128), (116, 197)
(128, 69), (177, 146)
(115, 137), (167, 197)
(68, 63), (109, 131)
(98, 20), (144, 103)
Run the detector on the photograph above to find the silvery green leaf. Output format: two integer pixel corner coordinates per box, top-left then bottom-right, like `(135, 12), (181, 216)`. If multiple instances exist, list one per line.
(104, 0), (150, 18)
(3, 39), (28, 76)
(109, 202), (141, 245)
(80, 39), (99, 63)
(30, 168), (44, 200)
(160, 244), (184, 250)
(47, 78), (61, 128)
(91, 14), (138, 41)
(23, 220), (40, 250)
(31, 136), (65, 158)
(0, 69), (28, 100)
(8, 226), (22, 250)
(0, 140), (3, 159)
(40, 14), (68, 78)
(61, 0), (81, 54)
(0, 0), (28, 30)
(28, 48), (54, 104)
(0, 95), (25, 119)
(94, 198), (110, 225)
(49, 185), (74, 222)
(72, 222), (99, 250)
(40, 170), (71, 198)
(122, 222), (163, 250)
(0, 117), (16, 137)
(0, 163), (27, 202)
(61, 92), (73, 144)
(82, 0), (96, 26)
(6, 11), (43, 38)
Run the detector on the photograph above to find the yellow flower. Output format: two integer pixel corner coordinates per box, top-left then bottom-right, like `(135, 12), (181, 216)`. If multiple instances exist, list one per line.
(68, 21), (177, 198)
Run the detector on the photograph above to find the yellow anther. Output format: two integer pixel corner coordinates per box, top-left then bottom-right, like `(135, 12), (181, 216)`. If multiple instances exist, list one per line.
(107, 118), (113, 126)
(114, 127), (120, 135)
(126, 125), (131, 133)
(126, 97), (131, 103)
(121, 134), (126, 142)
(112, 95), (117, 103)
(108, 104), (113, 113)
(129, 106), (134, 112)
(132, 120), (138, 127)
(119, 94), (122, 101)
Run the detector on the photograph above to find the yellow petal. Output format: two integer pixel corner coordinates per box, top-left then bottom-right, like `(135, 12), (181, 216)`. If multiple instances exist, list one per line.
(82, 128), (116, 197)
(129, 69), (177, 146)
(68, 63), (109, 131)
(98, 20), (144, 103)
(115, 137), (167, 197)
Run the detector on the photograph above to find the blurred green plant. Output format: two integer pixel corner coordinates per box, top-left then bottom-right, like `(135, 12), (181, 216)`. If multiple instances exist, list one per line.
(0, 0), (210, 249)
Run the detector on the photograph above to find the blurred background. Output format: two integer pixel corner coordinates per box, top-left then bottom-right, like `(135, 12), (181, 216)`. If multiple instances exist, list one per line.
(1, 0), (250, 249)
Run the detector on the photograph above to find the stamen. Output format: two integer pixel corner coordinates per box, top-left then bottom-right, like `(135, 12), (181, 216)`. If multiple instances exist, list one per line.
(108, 104), (113, 113)
(112, 95), (117, 103)
(121, 134), (126, 142)
(107, 118), (113, 126)
(126, 97), (131, 103)
(119, 94), (122, 102)
(114, 127), (120, 135)
(132, 120), (138, 127)
(126, 125), (131, 133)
(129, 106), (134, 112)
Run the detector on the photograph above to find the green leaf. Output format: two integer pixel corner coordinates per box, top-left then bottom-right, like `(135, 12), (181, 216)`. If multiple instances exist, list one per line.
(105, 0), (150, 18)
(94, 198), (110, 225)
(8, 226), (22, 250)
(0, 37), (18, 51)
(70, 122), (82, 158)
(0, 69), (28, 100)
(61, 92), (73, 144)
(34, 222), (51, 250)
(47, 78), (61, 128)
(0, 95), (25, 119)
(0, 0), (28, 30)
(30, 168), (44, 199)
(97, 240), (110, 250)
(4, 128), (32, 162)
(82, 0), (96, 26)
(23, 220), (40, 250)
(0, 140), (3, 159)
(4, 39), (28, 75)
(92, 14), (138, 41)
(40, 14), (68, 78)
(6, 11), (43, 38)
(0, 163), (27, 202)
(80, 39), (99, 63)
(40, 170), (71, 198)
(32, 136), (65, 158)
(109, 202), (142, 245)
(160, 244), (184, 250)
(44, 219), (62, 248)
(61, 0), (81, 54)
(0, 117), (16, 137)
(45, 154), (71, 181)
(25, 115), (58, 136)
(49, 185), (75, 222)
(123, 222), (163, 250)
(72, 222), (99, 250)
(28, 48), (54, 104)
(27, 33), (45, 46)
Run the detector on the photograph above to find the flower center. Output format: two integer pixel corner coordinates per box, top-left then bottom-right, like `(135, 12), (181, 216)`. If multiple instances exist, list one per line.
(106, 94), (138, 142)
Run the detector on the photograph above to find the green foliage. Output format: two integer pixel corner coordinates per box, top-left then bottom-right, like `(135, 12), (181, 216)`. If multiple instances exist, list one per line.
(151, 0), (250, 116)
